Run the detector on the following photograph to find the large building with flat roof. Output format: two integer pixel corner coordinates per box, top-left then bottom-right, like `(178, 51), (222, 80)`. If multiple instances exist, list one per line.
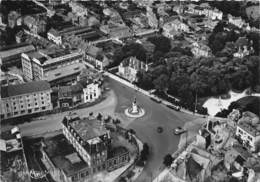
(0, 80), (52, 119)
(21, 49), (84, 81)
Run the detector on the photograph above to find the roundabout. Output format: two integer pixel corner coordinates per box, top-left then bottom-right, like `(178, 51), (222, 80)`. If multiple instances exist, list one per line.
(124, 97), (145, 118)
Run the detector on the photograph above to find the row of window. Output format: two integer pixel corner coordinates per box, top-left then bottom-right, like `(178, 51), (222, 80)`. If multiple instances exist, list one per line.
(5, 106), (47, 116)
(237, 128), (253, 141)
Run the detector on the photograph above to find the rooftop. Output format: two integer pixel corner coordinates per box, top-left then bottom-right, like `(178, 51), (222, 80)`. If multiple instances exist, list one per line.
(63, 115), (108, 142)
(44, 62), (85, 82)
(1, 80), (51, 98)
(0, 44), (35, 59)
(238, 122), (260, 137)
(43, 134), (88, 176)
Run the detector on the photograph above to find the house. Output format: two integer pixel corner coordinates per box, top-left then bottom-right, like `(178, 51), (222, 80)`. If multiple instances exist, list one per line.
(146, 7), (159, 28)
(118, 56), (148, 82)
(191, 42), (211, 58)
(23, 15), (47, 35)
(53, 73), (102, 108)
(228, 14), (245, 29)
(69, 2), (88, 17)
(233, 37), (253, 58)
(41, 114), (130, 181)
(7, 11), (21, 28)
(235, 112), (260, 152)
(0, 127), (31, 182)
(21, 49), (84, 81)
(162, 19), (189, 38)
(0, 81), (52, 120)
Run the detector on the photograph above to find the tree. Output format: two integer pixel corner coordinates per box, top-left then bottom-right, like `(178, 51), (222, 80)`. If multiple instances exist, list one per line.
(147, 35), (171, 53)
(97, 113), (102, 121)
(163, 154), (174, 167)
(153, 74), (169, 92)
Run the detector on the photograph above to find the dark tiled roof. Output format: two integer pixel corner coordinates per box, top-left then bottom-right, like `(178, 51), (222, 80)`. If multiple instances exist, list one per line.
(186, 156), (203, 179)
(1, 81), (51, 98)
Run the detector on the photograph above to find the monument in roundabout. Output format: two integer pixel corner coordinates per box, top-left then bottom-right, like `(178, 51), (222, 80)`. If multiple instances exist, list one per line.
(124, 97), (145, 118)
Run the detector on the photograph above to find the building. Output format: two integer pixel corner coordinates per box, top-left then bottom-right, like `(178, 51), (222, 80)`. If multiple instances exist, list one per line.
(228, 14), (245, 29)
(236, 112), (260, 152)
(146, 7), (158, 28)
(0, 127), (31, 182)
(0, 43), (35, 67)
(44, 62), (86, 86)
(69, 2), (88, 17)
(100, 23), (132, 39)
(224, 145), (252, 172)
(23, 15), (47, 35)
(191, 42), (211, 58)
(41, 114), (130, 181)
(162, 19), (189, 38)
(15, 30), (28, 43)
(118, 56), (148, 82)
(41, 134), (91, 182)
(56, 77), (102, 108)
(21, 49), (84, 81)
(0, 80), (52, 120)
(7, 11), (21, 28)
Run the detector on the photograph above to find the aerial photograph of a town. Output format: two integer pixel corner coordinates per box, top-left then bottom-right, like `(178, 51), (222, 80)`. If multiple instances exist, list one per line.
(0, 0), (259, 182)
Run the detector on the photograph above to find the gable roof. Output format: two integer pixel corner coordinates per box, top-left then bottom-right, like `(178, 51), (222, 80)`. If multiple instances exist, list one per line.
(1, 81), (51, 98)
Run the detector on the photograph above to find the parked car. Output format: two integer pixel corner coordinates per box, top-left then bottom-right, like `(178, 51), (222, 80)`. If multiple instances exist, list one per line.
(174, 127), (186, 135)
(166, 104), (180, 111)
(157, 126), (163, 133)
(150, 97), (162, 103)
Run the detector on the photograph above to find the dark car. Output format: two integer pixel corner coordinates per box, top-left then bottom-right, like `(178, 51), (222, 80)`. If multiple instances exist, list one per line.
(174, 127), (186, 135)
(166, 104), (180, 111)
(157, 126), (163, 133)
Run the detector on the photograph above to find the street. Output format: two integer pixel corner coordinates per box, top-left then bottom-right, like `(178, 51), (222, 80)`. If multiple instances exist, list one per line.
(108, 78), (199, 182)
(2, 77), (199, 182)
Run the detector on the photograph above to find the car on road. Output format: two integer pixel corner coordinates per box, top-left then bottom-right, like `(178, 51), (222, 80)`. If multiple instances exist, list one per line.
(174, 127), (186, 135)
(166, 104), (180, 111)
(150, 97), (162, 103)
(157, 126), (163, 133)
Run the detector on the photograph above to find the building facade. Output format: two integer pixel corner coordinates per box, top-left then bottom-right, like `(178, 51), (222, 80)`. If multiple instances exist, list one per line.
(21, 50), (84, 81)
(0, 81), (52, 119)
(118, 56), (148, 82)
(236, 123), (260, 152)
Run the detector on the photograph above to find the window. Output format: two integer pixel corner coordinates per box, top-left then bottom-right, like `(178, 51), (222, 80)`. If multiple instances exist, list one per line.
(80, 173), (85, 178)
(85, 171), (89, 176)
(28, 104), (31, 107)
(21, 110), (25, 114)
(35, 103), (38, 106)
(248, 136), (253, 141)
(13, 102), (16, 105)
(14, 107), (17, 110)
(28, 109), (32, 113)
(42, 101), (44, 105)
(14, 112), (18, 115)
(42, 106), (46, 110)
(21, 105), (23, 109)
(114, 159), (117, 165)
(41, 97), (44, 100)
(6, 103), (9, 108)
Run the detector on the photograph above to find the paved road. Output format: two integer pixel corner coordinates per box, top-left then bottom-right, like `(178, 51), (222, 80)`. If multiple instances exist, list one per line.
(107, 78), (199, 182)
(2, 77), (199, 182)
(2, 90), (118, 137)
